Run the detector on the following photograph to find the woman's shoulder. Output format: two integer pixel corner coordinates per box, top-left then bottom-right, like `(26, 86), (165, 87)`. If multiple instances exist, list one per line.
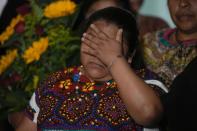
(142, 28), (175, 47)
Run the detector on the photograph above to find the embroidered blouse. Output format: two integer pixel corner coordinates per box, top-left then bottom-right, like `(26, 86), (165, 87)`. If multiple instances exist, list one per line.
(142, 28), (197, 88)
(25, 66), (167, 131)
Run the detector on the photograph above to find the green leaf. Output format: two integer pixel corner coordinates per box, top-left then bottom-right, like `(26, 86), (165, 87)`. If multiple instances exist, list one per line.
(30, 0), (44, 21)
(0, 0), (81, 120)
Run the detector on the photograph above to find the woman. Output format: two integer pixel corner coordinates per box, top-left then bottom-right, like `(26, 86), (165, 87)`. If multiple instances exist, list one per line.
(129, 0), (169, 37)
(16, 7), (166, 130)
(72, 0), (132, 31)
(141, 0), (197, 88)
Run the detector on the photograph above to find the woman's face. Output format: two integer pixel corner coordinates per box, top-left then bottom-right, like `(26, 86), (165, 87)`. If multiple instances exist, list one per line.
(129, 0), (143, 13)
(85, 0), (118, 18)
(80, 20), (121, 81)
(168, 0), (197, 34)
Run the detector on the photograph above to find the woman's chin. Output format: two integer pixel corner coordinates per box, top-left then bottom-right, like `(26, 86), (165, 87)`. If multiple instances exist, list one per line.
(85, 63), (110, 81)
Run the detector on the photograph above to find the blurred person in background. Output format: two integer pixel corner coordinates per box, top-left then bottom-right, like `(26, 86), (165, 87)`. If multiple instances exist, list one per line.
(141, 0), (197, 88)
(72, 0), (132, 32)
(129, 0), (169, 37)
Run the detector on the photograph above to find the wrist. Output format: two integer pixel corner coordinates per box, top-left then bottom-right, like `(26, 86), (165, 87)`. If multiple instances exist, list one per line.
(108, 55), (123, 71)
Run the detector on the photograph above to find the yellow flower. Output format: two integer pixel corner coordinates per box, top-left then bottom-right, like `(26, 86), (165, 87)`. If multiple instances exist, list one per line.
(22, 37), (49, 64)
(0, 49), (18, 75)
(44, 0), (76, 18)
(0, 15), (24, 44)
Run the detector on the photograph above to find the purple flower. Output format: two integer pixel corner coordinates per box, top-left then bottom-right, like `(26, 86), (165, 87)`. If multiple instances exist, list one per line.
(35, 25), (44, 36)
(14, 21), (25, 34)
(12, 72), (22, 82)
(16, 3), (31, 15)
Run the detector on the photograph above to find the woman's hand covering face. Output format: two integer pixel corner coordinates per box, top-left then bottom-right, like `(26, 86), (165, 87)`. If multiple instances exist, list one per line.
(81, 24), (123, 67)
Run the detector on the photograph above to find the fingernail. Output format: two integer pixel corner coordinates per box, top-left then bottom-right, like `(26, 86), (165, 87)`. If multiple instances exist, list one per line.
(90, 24), (94, 27)
(83, 33), (86, 36)
(81, 37), (84, 41)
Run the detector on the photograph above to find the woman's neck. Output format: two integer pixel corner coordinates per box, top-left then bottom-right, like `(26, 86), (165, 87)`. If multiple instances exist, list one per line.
(174, 29), (197, 42)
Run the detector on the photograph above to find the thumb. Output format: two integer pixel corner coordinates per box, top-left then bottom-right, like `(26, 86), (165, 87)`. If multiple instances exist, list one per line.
(116, 29), (123, 42)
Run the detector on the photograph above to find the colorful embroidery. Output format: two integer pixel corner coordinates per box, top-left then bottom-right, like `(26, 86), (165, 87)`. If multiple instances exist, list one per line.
(142, 28), (197, 88)
(25, 66), (163, 130)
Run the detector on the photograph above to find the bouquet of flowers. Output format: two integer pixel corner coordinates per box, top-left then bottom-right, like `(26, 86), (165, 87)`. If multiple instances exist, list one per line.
(0, 0), (81, 118)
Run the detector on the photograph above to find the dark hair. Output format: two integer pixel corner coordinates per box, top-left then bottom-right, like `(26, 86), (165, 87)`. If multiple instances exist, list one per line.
(82, 7), (144, 69)
(72, 0), (132, 31)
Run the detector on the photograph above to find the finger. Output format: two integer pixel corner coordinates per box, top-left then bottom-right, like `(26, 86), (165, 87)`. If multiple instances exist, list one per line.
(116, 29), (123, 42)
(82, 33), (95, 42)
(90, 24), (100, 34)
(88, 28), (97, 37)
(82, 32), (102, 46)
(81, 35), (98, 50)
(90, 24), (108, 39)
(81, 44), (97, 56)
(85, 32), (108, 46)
